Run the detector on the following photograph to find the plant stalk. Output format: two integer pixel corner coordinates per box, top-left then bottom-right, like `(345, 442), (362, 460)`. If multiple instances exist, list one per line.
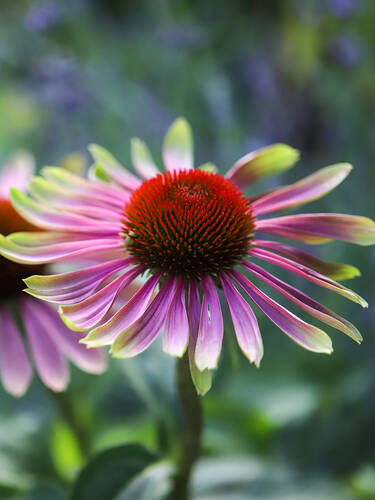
(172, 354), (203, 500)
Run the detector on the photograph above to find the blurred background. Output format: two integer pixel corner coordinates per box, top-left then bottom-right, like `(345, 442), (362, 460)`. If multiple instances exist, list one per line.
(1, 0), (375, 499)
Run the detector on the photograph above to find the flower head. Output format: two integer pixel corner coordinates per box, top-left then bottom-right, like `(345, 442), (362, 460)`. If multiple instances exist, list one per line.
(1, 119), (375, 395)
(0, 153), (106, 397)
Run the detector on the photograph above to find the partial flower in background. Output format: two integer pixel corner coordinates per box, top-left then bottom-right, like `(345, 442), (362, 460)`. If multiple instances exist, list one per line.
(1, 119), (374, 395)
(0, 153), (106, 397)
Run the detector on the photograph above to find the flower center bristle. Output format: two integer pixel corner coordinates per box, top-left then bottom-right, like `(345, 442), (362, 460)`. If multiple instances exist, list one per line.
(123, 170), (255, 278)
(0, 199), (45, 300)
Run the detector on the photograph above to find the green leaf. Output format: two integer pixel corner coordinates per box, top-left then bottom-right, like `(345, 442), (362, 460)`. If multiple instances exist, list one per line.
(50, 421), (84, 481)
(70, 444), (157, 500)
(115, 461), (174, 500)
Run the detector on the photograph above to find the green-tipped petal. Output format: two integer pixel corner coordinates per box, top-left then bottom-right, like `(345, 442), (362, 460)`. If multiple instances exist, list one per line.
(225, 144), (300, 189)
(163, 117), (194, 172)
(131, 138), (160, 180)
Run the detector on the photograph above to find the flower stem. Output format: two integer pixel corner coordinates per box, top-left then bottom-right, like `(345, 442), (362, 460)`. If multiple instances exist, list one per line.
(172, 354), (203, 500)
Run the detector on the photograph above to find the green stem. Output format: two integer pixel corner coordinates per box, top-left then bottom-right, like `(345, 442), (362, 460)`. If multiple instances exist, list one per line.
(50, 390), (90, 457)
(172, 354), (203, 500)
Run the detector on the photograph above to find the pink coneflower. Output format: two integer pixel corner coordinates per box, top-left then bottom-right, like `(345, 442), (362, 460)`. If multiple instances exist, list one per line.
(0, 153), (107, 396)
(1, 119), (374, 394)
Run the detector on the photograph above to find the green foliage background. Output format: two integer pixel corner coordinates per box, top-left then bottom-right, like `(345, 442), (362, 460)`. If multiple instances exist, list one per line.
(0, 1), (375, 498)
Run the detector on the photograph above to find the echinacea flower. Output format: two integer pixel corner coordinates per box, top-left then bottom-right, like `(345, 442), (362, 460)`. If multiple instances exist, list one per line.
(1, 119), (374, 395)
(0, 153), (107, 397)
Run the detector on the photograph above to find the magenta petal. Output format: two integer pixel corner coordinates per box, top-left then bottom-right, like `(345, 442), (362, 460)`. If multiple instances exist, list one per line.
(252, 164), (352, 215)
(111, 276), (178, 357)
(250, 247), (367, 307)
(231, 270), (333, 354)
(187, 280), (212, 395)
(195, 275), (223, 371)
(22, 300), (70, 392)
(256, 213), (375, 246)
(244, 261), (362, 343)
(83, 271), (162, 347)
(0, 306), (32, 397)
(34, 303), (107, 374)
(220, 272), (263, 366)
(163, 278), (189, 357)
(254, 239), (360, 281)
(60, 265), (143, 330)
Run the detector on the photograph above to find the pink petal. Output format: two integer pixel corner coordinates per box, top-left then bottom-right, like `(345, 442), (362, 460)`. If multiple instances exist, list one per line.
(244, 261), (362, 343)
(253, 239), (360, 281)
(10, 189), (121, 234)
(22, 300), (70, 392)
(0, 152), (35, 198)
(32, 302), (107, 374)
(42, 167), (126, 208)
(89, 144), (141, 191)
(187, 280), (212, 396)
(111, 276), (178, 357)
(60, 265), (143, 330)
(163, 118), (193, 172)
(225, 144), (299, 189)
(253, 163), (352, 215)
(220, 272), (263, 366)
(195, 275), (223, 371)
(0, 232), (123, 264)
(250, 247), (367, 307)
(256, 213), (375, 246)
(83, 271), (162, 347)
(231, 270), (333, 354)
(163, 277), (189, 357)
(0, 306), (32, 397)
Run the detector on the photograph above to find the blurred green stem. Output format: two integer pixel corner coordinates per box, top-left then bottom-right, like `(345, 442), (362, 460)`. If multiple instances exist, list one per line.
(50, 390), (89, 457)
(172, 354), (203, 500)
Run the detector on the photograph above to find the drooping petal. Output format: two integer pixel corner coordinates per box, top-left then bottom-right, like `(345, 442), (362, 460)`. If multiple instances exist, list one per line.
(256, 213), (375, 246)
(187, 279), (212, 396)
(225, 144), (300, 189)
(32, 302), (107, 374)
(111, 276), (178, 357)
(250, 247), (368, 307)
(83, 271), (162, 347)
(195, 275), (223, 371)
(0, 232), (123, 265)
(22, 300), (70, 392)
(131, 138), (160, 180)
(163, 277), (189, 357)
(10, 188), (121, 234)
(244, 261), (362, 343)
(220, 272), (263, 366)
(231, 270), (333, 354)
(0, 152), (35, 198)
(0, 307), (32, 397)
(252, 163), (352, 215)
(25, 258), (132, 296)
(89, 144), (141, 191)
(253, 240), (360, 281)
(163, 118), (193, 172)
(60, 265), (143, 331)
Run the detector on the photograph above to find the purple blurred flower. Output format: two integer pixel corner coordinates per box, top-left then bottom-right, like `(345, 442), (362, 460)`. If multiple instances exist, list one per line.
(31, 56), (87, 111)
(329, 35), (365, 66)
(24, 1), (63, 32)
(243, 58), (279, 101)
(326, 0), (363, 17)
